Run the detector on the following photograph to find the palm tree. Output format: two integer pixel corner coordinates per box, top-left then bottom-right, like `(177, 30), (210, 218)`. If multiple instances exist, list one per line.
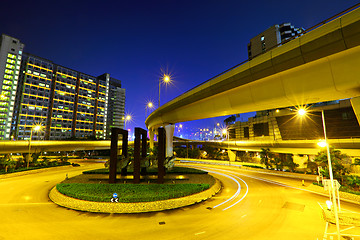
(224, 115), (236, 126)
(260, 148), (273, 169)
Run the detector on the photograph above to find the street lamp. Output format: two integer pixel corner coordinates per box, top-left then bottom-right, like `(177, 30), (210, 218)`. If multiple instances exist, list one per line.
(145, 101), (154, 119)
(297, 107), (340, 239)
(124, 114), (132, 130)
(28, 125), (43, 168)
(158, 74), (171, 107)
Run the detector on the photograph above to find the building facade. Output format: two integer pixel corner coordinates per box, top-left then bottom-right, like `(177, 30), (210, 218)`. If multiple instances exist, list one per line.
(247, 23), (304, 59)
(0, 34), (24, 140)
(106, 77), (125, 138)
(228, 100), (360, 141)
(0, 34), (125, 140)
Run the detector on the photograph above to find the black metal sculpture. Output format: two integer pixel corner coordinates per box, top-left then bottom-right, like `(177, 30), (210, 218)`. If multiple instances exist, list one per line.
(157, 127), (166, 183)
(109, 128), (128, 183)
(134, 127), (147, 183)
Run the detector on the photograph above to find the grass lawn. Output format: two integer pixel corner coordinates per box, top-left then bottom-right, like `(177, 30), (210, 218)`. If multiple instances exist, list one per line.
(57, 183), (210, 202)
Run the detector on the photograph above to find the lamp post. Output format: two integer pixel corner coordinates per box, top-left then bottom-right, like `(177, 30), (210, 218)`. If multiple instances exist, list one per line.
(28, 125), (42, 169)
(298, 108), (340, 240)
(158, 74), (171, 108)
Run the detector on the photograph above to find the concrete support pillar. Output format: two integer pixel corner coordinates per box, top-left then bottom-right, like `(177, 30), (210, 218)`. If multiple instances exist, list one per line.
(351, 96), (360, 126)
(164, 124), (175, 157)
(228, 149), (236, 162)
(149, 128), (155, 149)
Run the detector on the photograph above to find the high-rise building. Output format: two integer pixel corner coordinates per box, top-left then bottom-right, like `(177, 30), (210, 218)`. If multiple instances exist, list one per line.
(0, 34), (125, 140)
(247, 23), (304, 59)
(106, 76), (125, 138)
(0, 34), (24, 140)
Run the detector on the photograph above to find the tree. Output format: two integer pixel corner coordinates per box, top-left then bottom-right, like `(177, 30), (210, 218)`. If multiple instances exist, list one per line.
(345, 175), (360, 191)
(224, 115), (236, 126)
(306, 160), (318, 174)
(314, 148), (350, 184)
(283, 154), (299, 172)
(260, 148), (273, 169)
(271, 157), (283, 171)
(203, 146), (222, 160)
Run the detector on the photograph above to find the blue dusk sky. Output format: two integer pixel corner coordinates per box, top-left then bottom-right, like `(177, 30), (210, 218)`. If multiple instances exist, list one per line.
(1, 0), (358, 137)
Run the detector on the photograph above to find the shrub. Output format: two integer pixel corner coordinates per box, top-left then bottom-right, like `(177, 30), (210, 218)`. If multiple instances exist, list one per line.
(83, 166), (208, 175)
(345, 175), (360, 191)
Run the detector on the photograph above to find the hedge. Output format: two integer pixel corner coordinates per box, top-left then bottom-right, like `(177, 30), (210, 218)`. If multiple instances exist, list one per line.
(56, 183), (210, 202)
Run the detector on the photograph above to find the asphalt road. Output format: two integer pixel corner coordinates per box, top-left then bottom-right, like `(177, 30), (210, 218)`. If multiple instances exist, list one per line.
(1, 162), (360, 240)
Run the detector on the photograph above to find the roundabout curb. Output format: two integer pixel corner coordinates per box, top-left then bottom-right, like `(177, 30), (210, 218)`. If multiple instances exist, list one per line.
(49, 179), (222, 213)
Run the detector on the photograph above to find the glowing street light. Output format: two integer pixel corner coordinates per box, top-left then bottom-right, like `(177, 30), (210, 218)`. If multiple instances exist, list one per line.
(317, 140), (327, 148)
(158, 74), (171, 108)
(145, 101), (154, 119)
(222, 128), (227, 136)
(124, 114), (132, 130)
(28, 125), (43, 168)
(298, 108), (306, 116)
(297, 107), (340, 239)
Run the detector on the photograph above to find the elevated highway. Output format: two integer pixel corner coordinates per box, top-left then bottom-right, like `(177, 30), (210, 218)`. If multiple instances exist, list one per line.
(1, 137), (360, 157)
(0, 140), (112, 154)
(145, 5), (360, 130)
(174, 138), (360, 156)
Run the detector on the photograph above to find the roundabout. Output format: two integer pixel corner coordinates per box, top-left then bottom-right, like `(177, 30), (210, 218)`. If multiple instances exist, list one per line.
(49, 166), (222, 213)
(49, 178), (221, 213)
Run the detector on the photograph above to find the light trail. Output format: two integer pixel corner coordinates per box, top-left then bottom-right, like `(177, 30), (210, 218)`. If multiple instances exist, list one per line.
(206, 169), (242, 209)
(185, 164), (249, 211)
(221, 173), (249, 211)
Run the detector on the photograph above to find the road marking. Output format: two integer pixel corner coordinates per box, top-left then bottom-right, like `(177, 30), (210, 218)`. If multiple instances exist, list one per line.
(195, 231), (206, 235)
(241, 214), (247, 218)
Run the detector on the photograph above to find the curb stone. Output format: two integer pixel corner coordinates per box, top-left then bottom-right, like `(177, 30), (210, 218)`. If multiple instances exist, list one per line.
(49, 178), (222, 213)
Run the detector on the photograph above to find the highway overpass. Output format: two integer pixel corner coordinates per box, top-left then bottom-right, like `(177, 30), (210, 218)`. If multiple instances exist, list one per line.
(174, 138), (360, 157)
(145, 5), (360, 130)
(1, 137), (360, 157)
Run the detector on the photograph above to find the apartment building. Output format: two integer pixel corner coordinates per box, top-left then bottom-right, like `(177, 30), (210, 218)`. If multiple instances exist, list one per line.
(0, 34), (24, 140)
(0, 34), (125, 140)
